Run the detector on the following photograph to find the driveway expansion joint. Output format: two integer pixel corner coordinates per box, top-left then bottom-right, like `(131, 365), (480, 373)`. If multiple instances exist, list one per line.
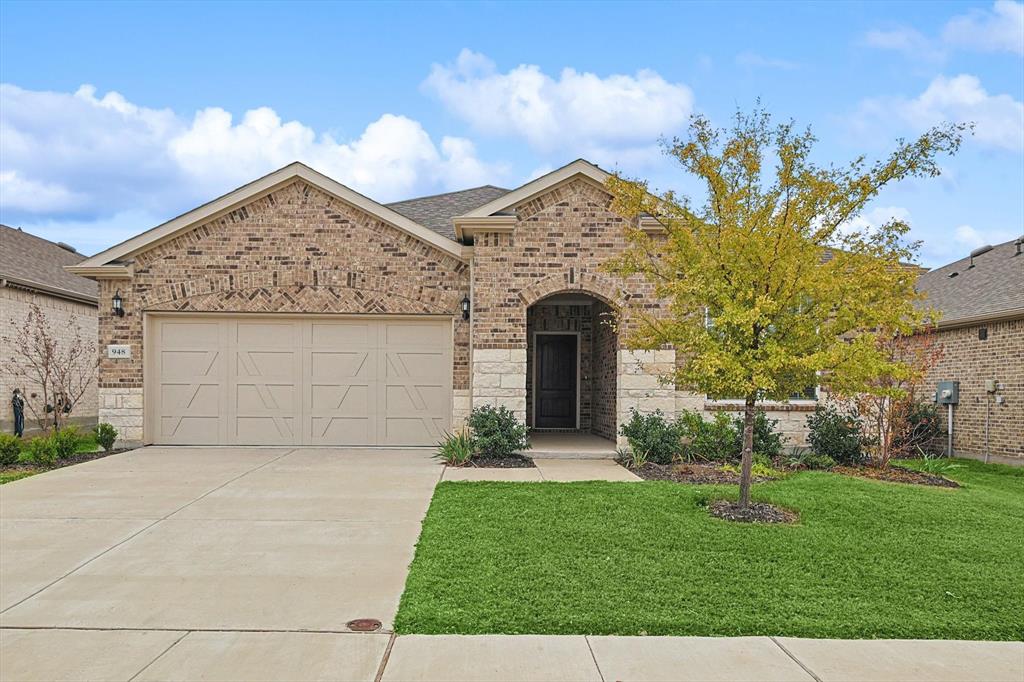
(126, 630), (191, 682)
(770, 635), (824, 682)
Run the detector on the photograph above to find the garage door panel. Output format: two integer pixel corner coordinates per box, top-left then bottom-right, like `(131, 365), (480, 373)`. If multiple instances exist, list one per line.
(159, 321), (221, 346)
(310, 351), (373, 380)
(311, 416), (374, 444)
(234, 416), (295, 444)
(160, 415), (222, 443)
(150, 316), (451, 446)
(310, 321), (372, 346)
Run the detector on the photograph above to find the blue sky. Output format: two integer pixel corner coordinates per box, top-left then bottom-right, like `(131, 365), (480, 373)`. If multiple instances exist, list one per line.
(1, 0), (1021, 267)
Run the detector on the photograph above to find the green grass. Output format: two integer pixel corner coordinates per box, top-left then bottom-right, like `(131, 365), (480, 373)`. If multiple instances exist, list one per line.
(395, 459), (1024, 640)
(0, 470), (39, 484)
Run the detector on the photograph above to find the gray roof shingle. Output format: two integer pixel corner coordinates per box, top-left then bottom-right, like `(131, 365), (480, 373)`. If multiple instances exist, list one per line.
(0, 225), (98, 302)
(916, 237), (1024, 324)
(386, 185), (509, 240)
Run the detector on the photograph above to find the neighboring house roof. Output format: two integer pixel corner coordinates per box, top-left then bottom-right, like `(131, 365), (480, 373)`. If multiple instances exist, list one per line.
(386, 186), (509, 240)
(0, 225), (98, 304)
(69, 162), (470, 274)
(916, 237), (1024, 327)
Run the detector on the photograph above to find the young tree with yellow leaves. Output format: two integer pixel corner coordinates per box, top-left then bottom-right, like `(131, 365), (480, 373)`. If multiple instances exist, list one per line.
(604, 109), (966, 511)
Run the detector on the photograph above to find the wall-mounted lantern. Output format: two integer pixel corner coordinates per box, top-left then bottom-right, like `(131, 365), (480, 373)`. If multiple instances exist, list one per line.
(461, 295), (471, 321)
(112, 290), (125, 317)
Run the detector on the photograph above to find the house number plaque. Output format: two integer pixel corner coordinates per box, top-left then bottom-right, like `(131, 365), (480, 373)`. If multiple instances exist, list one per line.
(107, 344), (132, 359)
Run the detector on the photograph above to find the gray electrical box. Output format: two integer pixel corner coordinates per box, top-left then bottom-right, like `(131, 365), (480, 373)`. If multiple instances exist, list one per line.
(936, 381), (960, 405)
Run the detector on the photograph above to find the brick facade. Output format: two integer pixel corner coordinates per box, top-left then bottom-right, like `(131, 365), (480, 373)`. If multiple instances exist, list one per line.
(1, 286), (98, 433)
(924, 319), (1023, 459)
(469, 177), (671, 442)
(96, 179), (470, 444)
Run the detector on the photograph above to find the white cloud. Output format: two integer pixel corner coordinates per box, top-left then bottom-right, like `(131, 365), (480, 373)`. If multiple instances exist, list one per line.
(735, 51), (800, 70)
(943, 0), (1024, 55)
(0, 83), (502, 239)
(862, 28), (945, 61)
(921, 223), (1020, 264)
(863, 1), (1024, 58)
(855, 74), (1024, 153)
(422, 49), (693, 162)
(840, 205), (913, 237)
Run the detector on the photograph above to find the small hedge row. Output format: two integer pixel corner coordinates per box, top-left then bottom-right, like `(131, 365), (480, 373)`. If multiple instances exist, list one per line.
(0, 423), (119, 468)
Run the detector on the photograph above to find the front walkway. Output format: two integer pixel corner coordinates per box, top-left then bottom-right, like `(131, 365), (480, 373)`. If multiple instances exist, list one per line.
(2, 447), (1019, 681)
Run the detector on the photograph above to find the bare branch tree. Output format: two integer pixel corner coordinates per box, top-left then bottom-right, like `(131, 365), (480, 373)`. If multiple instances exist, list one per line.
(2, 303), (97, 433)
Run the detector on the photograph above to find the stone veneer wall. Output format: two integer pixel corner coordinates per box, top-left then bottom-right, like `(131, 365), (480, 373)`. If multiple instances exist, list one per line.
(1, 286), (98, 434)
(525, 304), (593, 429)
(96, 179), (470, 445)
(924, 318), (1023, 459)
(591, 301), (618, 440)
(470, 177), (667, 436)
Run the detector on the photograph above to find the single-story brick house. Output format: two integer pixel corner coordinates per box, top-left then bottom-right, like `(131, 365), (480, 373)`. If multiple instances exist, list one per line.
(68, 159), (955, 451)
(916, 238), (1023, 461)
(2, 225), (99, 434)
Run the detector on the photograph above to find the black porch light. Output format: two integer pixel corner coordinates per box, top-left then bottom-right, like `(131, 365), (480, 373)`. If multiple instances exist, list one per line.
(461, 295), (471, 321)
(112, 290), (125, 317)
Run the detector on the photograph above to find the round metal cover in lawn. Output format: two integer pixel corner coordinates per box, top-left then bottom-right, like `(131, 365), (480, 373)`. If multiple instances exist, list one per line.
(346, 618), (382, 632)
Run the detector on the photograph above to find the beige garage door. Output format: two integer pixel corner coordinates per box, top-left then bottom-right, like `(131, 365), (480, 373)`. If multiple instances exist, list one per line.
(147, 316), (452, 446)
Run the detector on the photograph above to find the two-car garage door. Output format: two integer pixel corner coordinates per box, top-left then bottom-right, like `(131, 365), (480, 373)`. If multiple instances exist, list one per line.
(147, 316), (452, 446)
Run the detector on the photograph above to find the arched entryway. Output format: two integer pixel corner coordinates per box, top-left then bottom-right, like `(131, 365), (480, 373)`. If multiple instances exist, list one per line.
(526, 291), (618, 452)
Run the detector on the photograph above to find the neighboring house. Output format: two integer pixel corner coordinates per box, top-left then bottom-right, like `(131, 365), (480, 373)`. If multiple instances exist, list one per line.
(70, 158), (1009, 452)
(1, 225), (99, 434)
(916, 238), (1024, 460)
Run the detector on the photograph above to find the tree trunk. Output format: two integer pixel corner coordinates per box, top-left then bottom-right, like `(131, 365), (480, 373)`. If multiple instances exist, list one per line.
(738, 396), (756, 509)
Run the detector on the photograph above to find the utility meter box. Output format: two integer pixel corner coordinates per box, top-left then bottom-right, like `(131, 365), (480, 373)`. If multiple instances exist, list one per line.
(936, 381), (960, 405)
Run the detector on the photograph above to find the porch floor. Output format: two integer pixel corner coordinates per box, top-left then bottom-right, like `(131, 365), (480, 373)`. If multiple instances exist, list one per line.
(525, 432), (617, 459)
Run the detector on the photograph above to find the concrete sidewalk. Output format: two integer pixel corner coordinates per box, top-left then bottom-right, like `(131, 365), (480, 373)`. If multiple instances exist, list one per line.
(1, 630), (1020, 681)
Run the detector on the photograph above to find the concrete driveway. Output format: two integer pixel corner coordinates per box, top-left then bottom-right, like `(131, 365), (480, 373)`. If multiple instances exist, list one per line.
(1, 446), (440, 679)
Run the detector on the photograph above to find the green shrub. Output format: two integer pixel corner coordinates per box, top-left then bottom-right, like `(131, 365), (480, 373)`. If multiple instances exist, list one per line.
(0, 433), (21, 465)
(679, 410), (736, 462)
(807, 404), (864, 465)
(616, 446), (649, 469)
(732, 411), (784, 460)
(21, 436), (57, 467)
(436, 430), (476, 466)
(52, 426), (83, 460)
(467, 405), (529, 458)
(720, 460), (784, 479)
(619, 409), (684, 464)
(94, 423), (118, 452)
(916, 452), (965, 476)
(786, 447), (836, 470)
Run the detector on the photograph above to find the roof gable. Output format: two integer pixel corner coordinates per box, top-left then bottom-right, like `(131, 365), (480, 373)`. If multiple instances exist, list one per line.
(460, 159), (611, 219)
(71, 163), (467, 272)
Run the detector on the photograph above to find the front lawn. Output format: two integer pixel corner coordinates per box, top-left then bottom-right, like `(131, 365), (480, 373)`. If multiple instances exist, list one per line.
(395, 459), (1023, 640)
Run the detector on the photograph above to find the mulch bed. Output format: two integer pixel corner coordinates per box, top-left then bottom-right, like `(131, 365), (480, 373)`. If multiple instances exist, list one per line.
(630, 462), (777, 485)
(0, 447), (135, 474)
(833, 465), (960, 488)
(457, 455), (536, 469)
(708, 499), (799, 524)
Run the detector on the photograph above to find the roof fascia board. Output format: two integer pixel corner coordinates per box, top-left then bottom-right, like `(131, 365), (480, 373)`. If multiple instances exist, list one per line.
(1, 275), (99, 305)
(933, 308), (1024, 330)
(461, 160), (611, 219)
(64, 264), (133, 279)
(75, 163), (466, 267)
(453, 216), (517, 240)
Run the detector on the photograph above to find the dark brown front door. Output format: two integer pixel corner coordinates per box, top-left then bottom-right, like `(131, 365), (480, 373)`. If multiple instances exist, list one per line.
(535, 334), (577, 429)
